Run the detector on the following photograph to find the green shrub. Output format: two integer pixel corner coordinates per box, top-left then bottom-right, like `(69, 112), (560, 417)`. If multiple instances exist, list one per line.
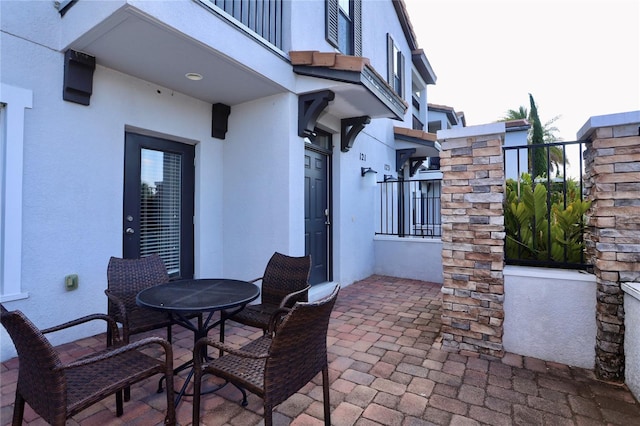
(504, 173), (591, 265)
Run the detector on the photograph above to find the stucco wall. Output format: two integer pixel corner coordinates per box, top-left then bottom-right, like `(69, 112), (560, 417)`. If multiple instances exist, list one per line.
(623, 283), (640, 401)
(373, 236), (443, 283)
(0, 35), (223, 361)
(333, 129), (381, 285)
(504, 266), (597, 369)
(221, 93), (305, 281)
(1, 0), (422, 362)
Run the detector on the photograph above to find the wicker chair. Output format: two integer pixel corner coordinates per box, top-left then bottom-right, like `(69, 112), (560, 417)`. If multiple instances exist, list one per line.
(221, 252), (311, 340)
(193, 284), (340, 426)
(105, 254), (174, 345)
(0, 304), (176, 426)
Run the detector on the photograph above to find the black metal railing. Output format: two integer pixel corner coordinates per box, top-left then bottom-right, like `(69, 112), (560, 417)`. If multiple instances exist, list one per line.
(503, 140), (590, 270)
(376, 179), (442, 238)
(204, 0), (283, 50)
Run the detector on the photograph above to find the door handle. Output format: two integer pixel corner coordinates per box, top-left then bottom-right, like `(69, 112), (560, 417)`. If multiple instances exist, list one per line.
(125, 227), (135, 235)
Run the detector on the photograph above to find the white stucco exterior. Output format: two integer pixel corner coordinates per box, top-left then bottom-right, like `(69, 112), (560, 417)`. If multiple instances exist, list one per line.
(1, 0), (441, 361)
(374, 236), (443, 283)
(504, 266), (597, 369)
(622, 282), (640, 401)
(1, 55), (224, 354)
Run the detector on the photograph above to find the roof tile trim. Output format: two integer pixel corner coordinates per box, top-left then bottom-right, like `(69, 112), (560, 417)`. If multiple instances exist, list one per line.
(290, 51), (370, 71)
(289, 50), (407, 109)
(394, 126), (438, 142)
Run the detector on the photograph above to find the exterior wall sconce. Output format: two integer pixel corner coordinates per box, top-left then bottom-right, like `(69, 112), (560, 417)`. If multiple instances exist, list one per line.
(361, 167), (377, 177)
(384, 174), (397, 182)
(302, 129), (317, 140)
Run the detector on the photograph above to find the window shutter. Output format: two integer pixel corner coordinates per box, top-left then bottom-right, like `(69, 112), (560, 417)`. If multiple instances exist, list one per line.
(387, 33), (394, 85)
(387, 33), (405, 97)
(326, 0), (339, 48)
(353, 0), (362, 56)
(399, 51), (405, 98)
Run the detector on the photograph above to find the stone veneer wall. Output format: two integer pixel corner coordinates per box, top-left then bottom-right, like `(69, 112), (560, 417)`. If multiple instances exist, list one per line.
(439, 128), (506, 358)
(583, 119), (640, 381)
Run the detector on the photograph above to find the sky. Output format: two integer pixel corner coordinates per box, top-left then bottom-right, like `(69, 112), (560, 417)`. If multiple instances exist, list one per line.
(404, 0), (640, 141)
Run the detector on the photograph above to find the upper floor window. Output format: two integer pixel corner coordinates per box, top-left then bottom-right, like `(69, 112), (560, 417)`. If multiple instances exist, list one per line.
(412, 90), (424, 130)
(387, 34), (404, 97)
(428, 121), (443, 133)
(326, 0), (362, 56)
(338, 0), (353, 55)
(412, 68), (427, 130)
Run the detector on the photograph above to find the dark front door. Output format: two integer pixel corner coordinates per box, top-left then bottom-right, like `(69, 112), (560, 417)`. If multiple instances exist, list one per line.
(304, 134), (331, 285)
(123, 132), (195, 279)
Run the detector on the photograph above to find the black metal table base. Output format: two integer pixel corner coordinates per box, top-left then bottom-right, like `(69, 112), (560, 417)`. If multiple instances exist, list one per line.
(156, 306), (248, 406)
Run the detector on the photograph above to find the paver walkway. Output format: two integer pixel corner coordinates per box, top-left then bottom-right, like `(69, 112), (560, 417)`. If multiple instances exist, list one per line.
(1, 275), (639, 425)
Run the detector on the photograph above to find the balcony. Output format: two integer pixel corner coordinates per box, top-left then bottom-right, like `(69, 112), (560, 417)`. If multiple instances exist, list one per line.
(60, 0), (291, 108)
(197, 0), (284, 51)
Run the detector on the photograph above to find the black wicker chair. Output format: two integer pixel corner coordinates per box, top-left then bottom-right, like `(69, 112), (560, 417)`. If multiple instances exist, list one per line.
(220, 252), (311, 341)
(105, 254), (174, 345)
(105, 254), (202, 401)
(0, 304), (176, 425)
(193, 284), (339, 426)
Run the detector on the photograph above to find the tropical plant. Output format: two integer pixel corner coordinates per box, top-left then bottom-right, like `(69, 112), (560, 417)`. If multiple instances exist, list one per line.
(499, 95), (568, 176)
(504, 173), (591, 266)
(541, 114), (566, 175)
(502, 106), (529, 122)
(529, 94), (547, 179)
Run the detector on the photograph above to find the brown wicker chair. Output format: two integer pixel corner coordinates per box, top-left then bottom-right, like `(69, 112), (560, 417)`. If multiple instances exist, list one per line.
(193, 284), (340, 426)
(0, 304), (176, 426)
(220, 252), (311, 340)
(105, 254), (174, 345)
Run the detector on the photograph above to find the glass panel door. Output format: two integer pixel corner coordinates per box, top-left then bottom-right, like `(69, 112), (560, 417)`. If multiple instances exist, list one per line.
(124, 133), (194, 279)
(140, 148), (182, 275)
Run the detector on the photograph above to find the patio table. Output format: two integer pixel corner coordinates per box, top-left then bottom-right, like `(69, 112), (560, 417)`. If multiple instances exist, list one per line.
(136, 278), (259, 405)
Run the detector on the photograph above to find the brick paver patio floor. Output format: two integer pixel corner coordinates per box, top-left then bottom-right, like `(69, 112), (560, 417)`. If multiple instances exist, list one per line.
(2, 275), (639, 425)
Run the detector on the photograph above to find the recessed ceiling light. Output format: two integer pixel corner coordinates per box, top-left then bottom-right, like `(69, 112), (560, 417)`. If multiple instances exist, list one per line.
(185, 72), (203, 81)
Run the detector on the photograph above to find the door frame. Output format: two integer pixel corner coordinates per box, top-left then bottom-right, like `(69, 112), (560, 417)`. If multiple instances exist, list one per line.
(304, 133), (333, 285)
(123, 132), (195, 279)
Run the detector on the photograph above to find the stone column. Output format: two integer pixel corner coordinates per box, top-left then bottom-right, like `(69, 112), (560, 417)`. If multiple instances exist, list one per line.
(581, 111), (640, 382)
(439, 125), (506, 358)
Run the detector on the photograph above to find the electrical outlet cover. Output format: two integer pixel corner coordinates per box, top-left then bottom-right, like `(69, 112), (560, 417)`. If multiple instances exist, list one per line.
(65, 274), (78, 290)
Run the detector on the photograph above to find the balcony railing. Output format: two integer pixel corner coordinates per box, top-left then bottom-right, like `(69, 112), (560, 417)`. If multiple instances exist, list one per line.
(198, 0), (284, 50)
(376, 179), (442, 238)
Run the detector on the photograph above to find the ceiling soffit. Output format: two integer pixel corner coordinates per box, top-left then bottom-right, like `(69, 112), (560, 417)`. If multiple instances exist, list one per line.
(64, 5), (287, 106)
